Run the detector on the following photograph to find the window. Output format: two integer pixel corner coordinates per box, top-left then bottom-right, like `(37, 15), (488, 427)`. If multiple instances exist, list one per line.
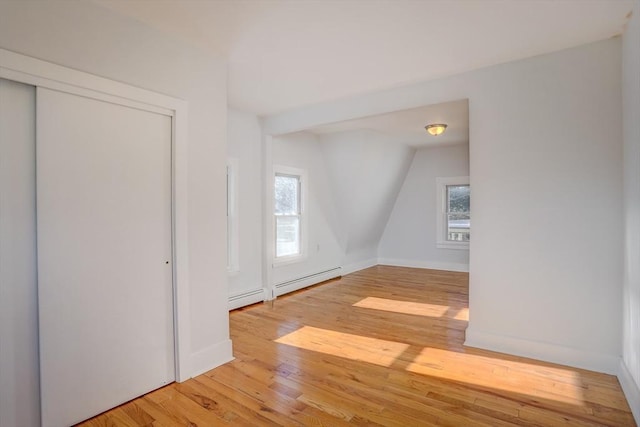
(274, 166), (306, 261)
(436, 176), (470, 249)
(226, 159), (239, 273)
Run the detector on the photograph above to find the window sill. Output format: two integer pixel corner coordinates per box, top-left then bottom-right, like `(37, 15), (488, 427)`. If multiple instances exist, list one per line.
(437, 241), (469, 250)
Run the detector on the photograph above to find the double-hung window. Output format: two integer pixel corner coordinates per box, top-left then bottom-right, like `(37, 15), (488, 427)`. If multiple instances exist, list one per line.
(274, 167), (305, 260)
(436, 176), (470, 249)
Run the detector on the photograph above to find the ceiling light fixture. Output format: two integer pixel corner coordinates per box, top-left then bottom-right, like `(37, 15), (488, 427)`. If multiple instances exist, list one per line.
(425, 123), (448, 136)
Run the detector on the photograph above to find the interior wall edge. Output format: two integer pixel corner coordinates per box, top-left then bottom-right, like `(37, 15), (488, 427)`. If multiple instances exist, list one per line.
(341, 258), (379, 276)
(189, 339), (234, 379)
(618, 358), (640, 424)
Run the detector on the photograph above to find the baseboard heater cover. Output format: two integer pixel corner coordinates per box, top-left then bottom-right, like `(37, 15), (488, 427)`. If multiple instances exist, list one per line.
(229, 288), (264, 302)
(228, 288), (265, 310)
(274, 267), (342, 296)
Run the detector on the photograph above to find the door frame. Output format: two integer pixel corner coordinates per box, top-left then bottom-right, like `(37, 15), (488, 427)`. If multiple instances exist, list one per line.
(0, 48), (192, 382)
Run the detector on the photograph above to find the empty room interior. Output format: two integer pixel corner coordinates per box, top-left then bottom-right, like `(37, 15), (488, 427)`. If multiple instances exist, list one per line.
(1, 1), (639, 426)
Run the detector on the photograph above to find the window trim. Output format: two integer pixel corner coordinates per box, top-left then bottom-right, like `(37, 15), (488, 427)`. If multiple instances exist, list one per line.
(436, 176), (470, 250)
(226, 158), (239, 274)
(273, 165), (307, 266)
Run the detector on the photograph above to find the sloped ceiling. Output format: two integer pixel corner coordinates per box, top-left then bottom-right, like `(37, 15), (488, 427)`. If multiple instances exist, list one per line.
(94, 0), (633, 115)
(319, 130), (415, 263)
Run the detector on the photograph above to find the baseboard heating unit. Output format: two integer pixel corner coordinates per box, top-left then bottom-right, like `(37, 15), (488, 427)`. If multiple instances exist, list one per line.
(274, 267), (342, 297)
(228, 288), (265, 310)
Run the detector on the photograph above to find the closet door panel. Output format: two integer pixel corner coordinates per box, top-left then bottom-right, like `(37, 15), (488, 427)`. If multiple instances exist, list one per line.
(0, 79), (39, 427)
(37, 88), (174, 427)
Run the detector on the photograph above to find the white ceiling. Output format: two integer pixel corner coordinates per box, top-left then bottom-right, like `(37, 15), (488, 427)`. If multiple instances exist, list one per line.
(309, 99), (469, 147)
(94, 0), (633, 116)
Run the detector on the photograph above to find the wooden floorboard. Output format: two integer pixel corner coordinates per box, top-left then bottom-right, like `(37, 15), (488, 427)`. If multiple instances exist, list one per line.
(78, 266), (636, 426)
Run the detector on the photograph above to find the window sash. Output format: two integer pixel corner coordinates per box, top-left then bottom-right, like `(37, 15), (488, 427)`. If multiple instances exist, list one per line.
(446, 184), (470, 214)
(274, 173), (301, 215)
(275, 214), (301, 258)
(274, 172), (302, 259)
(445, 212), (470, 242)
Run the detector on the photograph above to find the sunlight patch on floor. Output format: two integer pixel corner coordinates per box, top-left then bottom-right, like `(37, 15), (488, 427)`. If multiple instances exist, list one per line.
(275, 325), (409, 367)
(276, 325), (586, 407)
(353, 296), (468, 320)
(275, 324), (586, 407)
(452, 307), (469, 321)
(406, 347), (585, 406)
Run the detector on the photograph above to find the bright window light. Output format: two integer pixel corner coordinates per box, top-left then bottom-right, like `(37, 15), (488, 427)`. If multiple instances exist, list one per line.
(274, 171), (303, 259)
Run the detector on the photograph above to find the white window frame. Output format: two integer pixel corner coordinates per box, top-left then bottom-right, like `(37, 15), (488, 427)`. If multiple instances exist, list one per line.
(226, 158), (239, 274)
(273, 165), (307, 266)
(436, 176), (470, 250)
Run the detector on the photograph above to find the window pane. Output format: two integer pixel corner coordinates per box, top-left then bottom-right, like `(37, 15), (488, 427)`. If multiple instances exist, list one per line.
(447, 185), (470, 213)
(447, 213), (470, 242)
(275, 175), (299, 214)
(276, 216), (300, 257)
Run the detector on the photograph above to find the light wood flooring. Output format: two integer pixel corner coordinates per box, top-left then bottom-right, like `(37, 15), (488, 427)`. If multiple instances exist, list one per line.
(79, 266), (636, 426)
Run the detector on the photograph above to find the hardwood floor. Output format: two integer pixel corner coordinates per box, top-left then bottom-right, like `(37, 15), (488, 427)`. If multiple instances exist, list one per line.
(79, 266), (636, 426)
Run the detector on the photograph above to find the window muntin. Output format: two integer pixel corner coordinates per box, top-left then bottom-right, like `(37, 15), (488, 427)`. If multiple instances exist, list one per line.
(275, 173), (301, 258)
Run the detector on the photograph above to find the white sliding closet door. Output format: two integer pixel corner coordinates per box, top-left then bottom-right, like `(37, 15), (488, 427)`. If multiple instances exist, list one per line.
(0, 79), (39, 427)
(37, 88), (175, 427)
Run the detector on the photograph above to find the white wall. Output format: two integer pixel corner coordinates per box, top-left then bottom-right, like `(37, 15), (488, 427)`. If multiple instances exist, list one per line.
(379, 144), (469, 271)
(468, 39), (622, 374)
(227, 109), (263, 302)
(271, 132), (343, 285)
(621, 0), (640, 421)
(263, 38), (623, 374)
(319, 130), (415, 272)
(0, 3), (231, 424)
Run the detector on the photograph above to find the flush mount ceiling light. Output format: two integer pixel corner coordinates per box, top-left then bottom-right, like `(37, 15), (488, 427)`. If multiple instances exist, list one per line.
(425, 123), (448, 136)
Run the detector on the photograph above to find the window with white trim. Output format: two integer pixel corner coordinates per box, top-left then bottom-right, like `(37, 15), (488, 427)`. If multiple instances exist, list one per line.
(274, 167), (305, 261)
(436, 176), (470, 250)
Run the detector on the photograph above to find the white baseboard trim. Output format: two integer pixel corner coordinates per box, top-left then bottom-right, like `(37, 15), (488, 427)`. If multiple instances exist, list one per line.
(228, 288), (265, 311)
(464, 328), (619, 375)
(377, 258), (469, 273)
(341, 258), (378, 275)
(274, 267), (341, 297)
(188, 339), (234, 380)
(618, 359), (640, 424)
